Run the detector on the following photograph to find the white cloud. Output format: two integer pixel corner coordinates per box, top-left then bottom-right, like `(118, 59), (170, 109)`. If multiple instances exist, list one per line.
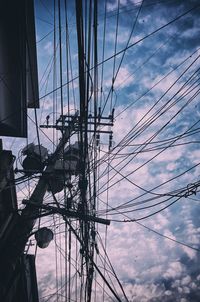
(107, 0), (128, 12)
(4, 1), (200, 301)
(104, 65), (134, 89)
(44, 41), (53, 55)
(163, 261), (184, 279)
(181, 275), (191, 286)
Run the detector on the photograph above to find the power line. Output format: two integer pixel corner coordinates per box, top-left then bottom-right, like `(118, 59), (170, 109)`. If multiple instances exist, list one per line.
(39, 4), (200, 101)
(98, 196), (200, 253)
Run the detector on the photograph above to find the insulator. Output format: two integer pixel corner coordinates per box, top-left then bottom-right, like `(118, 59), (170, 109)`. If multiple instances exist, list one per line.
(91, 229), (96, 240)
(112, 108), (115, 122)
(96, 133), (100, 146)
(95, 243), (99, 254)
(109, 134), (113, 149)
(98, 107), (101, 121)
(46, 115), (50, 125)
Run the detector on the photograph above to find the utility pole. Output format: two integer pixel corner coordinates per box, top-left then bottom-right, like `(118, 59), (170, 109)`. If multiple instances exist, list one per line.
(1, 108), (112, 299)
(40, 107), (113, 300)
(0, 113), (78, 295)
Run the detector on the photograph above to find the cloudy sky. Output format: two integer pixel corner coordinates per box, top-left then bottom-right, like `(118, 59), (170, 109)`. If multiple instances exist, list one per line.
(2, 0), (200, 301)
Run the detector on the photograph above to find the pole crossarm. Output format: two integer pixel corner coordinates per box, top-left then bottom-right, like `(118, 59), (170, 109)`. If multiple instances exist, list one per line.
(22, 200), (110, 225)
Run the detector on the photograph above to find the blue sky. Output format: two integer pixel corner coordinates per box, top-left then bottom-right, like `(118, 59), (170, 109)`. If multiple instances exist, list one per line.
(2, 0), (200, 301)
